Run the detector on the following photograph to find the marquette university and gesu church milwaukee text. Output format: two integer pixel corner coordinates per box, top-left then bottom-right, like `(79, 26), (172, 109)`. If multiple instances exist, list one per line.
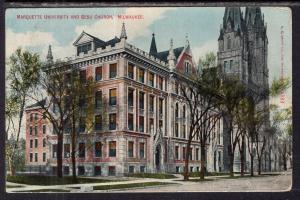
(16, 14), (144, 20)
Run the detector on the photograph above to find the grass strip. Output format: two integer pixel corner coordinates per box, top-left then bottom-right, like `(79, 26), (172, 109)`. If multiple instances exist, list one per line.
(15, 189), (70, 193)
(125, 173), (176, 179)
(7, 175), (116, 186)
(93, 182), (172, 190)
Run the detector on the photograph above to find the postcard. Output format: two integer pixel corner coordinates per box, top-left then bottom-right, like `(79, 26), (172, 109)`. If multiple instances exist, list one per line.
(5, 6), (292, 193)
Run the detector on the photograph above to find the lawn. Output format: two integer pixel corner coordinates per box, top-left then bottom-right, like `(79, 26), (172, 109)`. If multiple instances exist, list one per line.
(6, 185), (24, 188)
(93, 182), (173, 190)
(126, 173), (176, 179)
(15, 189), (70, 193)
(187, 172), (229, 177)
(7, 175), (116, 186)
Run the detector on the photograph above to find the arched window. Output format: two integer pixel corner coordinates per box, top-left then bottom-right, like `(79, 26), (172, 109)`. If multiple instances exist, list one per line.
(227, 36), (231, 49)
(183, 105), (186, 118)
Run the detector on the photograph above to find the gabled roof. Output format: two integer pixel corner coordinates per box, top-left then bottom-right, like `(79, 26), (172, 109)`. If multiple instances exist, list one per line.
(154, 47), (184, 62)
(26, 99), (46, 109)
(73, 31), (105, 46)
(105, 36), (121, 47)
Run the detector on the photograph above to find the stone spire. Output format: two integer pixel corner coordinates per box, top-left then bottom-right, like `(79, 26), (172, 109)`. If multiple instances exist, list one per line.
(223, 7), (244, 32)
(185, 33), (190, 47)
(167, 38), (176, 70)
(46, 45), (53, 63)
(120, 22), (127, 40)
(149, 33), (157, 56)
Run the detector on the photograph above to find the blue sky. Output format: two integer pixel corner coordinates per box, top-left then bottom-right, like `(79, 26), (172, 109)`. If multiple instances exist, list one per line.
(5, 7), (292, 108)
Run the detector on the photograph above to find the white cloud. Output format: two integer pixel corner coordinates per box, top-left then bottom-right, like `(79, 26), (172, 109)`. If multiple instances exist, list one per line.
(5, 28), (57, 58)
(191, 40), (218, 63)
(74, 7), (176, 42)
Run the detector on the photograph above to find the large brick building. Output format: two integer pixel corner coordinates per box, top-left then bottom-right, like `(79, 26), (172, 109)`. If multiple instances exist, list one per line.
(25, 23), (224, 176)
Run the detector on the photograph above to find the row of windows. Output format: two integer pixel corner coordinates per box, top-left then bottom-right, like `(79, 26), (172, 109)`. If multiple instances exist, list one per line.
(127, 88), (164, 114)
(128, 63), (164, 90)
(175, 166), (200, 173)
(51, 141), (145, 159)
(29, 152), (47, 162)
(174, 146), (200, 161)
(29, 138), (47, 148)
(29, 125), (47, 135)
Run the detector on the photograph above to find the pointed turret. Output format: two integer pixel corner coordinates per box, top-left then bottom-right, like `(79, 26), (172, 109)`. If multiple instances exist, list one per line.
(223, 7), (244, 32)
(120, 22), (127, 40)
(149, 33), (157, 56)
(46, 45), (53, 64)
(167, 38), (176, 70)
(245, 7), (263, 27)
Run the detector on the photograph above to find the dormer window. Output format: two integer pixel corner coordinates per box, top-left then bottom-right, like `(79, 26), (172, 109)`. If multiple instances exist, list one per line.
(184, 61), (190, 74)
(77, 43), (92, 56)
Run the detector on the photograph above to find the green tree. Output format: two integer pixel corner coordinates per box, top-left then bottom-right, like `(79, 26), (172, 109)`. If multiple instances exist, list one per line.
(6, 48), (41, 175)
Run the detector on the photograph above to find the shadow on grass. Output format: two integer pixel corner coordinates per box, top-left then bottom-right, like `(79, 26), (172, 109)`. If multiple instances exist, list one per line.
(14, 189), (70, 193)
(6, 185), (24, 188)
(7, 175), (118, 186)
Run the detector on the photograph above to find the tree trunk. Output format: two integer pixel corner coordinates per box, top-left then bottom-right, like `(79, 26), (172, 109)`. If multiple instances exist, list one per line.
(71, 109), (77, 182)
(229, 152), (234, 177)
(10, 97), (25, 176)
(258, 158), (261, 175)
(250, 154), (254, 177)
(200, 144), (206, 180)
(183, 139), (192, 181)
(240, 135), (245, 176)
(57, 133), (63, 177)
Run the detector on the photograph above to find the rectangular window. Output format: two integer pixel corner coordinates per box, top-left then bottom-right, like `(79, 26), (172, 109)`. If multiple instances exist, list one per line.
(109, 63), (117, 78)
(149, 72), (154, 87)
(159, 98), (163, 115)
(190, 166), (193, 172)
(35, 153), (38, 162)
(30, 139), (33, 148)
(94, 166), (101, 176)
(30, 126), (33, 135)
(129, 166), (134, 173)
(176, 166), (180, 173)
(128, 88), (134, 107)
(109, 141), (116, 157)
(34, 139), (38, 148)
(95, 66), (102, 81)
(35, 126), (38, 136)
(158, 76), (163, 90)
(95, 142), (102, 157)
(30, 153), (33, 162)
(43, 125), (46, 134)
(95, 115), (102, 130)
(95, 91), (102, 109)
(128, 63), (134, 79)
(139, 116), (144, 132)
(175, 123), (179, 137)
(140, 166), (145, 173)
(138, 68), (145, 83)
(43, 138), (46, 147)
(64, 144), (70, 158)
(183, 147), (186, 160)
(149, 118), (154, 133)
(140, 142), (145, 158)
(183, 106), (186, 118)
(79, 143), (85, 158)
(230, 60), (233, 71)
(80, 70), (86, 83)
(109, 89), (117, 106)
(109, 113), (117, 130)
(43, 152), (46, 162)
(197, 167), (200, 172)
(148, 96), (154, 112)
(182, 125), (186, 139)
(35, 113), (38, 121)
(52, 144), (57, 158)
(128, 141), (134, 157)
(78, 166), (85, 176)
(175, 146), (179, 160)
(108, 166), (116, 176)
(64, 166), (69, 175)
(175, 82), (179, 94)
(189, 148), (193, 160)
(79, 117), (86, 132)
(196, 148), (199, 160)
(159, 120), (163, 130)
(128, 114), (134, 131)
(30, 113), (33, 122)
(139, 92), (144, 110)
